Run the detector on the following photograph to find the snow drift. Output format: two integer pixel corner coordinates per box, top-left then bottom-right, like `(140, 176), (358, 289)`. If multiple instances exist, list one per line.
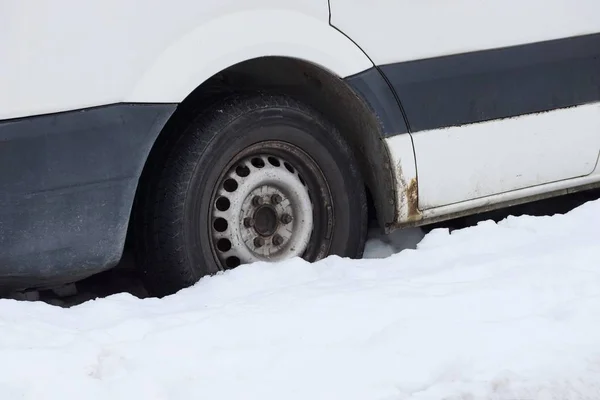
(1, 200), (600, 399)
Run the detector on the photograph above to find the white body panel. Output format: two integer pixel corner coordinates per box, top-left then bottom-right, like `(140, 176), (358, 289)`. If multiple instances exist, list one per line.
(412, 104), (600, 209)
(384, 103), (600, 221)
(330, 0), (600, 64)
(0, 0), (371, 120)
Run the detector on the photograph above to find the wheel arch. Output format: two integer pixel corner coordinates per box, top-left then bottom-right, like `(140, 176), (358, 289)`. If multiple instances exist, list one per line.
(132, 56), (398, 237)
(126, 9), (372, 103)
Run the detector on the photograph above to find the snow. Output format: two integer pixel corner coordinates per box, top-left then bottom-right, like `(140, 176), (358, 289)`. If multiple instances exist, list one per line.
(2, 200), (600, 399)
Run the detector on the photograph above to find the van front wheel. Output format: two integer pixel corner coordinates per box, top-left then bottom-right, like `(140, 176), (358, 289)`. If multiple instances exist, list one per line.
(135, 94), (368, 297)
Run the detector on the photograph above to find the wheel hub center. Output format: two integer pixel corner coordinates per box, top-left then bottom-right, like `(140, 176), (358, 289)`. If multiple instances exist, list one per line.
(253, 205), (278, 237)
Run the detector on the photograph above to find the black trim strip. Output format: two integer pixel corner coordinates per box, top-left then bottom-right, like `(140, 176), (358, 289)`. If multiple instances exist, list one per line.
(345, 33), (600, 134)
(345, 67), (409, 135)
(381, 33), (600, 132)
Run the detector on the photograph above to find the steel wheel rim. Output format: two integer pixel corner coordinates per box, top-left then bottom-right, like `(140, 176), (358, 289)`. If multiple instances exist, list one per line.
(209, 143), (316, 269)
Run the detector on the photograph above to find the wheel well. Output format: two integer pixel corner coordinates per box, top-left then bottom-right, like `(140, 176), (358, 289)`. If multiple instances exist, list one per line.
(135, 56), (396, 231)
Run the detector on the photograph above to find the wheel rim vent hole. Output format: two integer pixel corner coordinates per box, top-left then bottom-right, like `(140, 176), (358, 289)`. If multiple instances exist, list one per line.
(223, 178), (238, 192)
(226, 256), (241, 269)
(251, 158), (265, 168)
(213, 218), (228, 232)
(216, 197), (230, 211)
(298, 174), (306, 186)
(284, 162), (294, 173)
(217, 238), (232, 252)
(268, 157), (280, 167)
(236, 165), (250, 177)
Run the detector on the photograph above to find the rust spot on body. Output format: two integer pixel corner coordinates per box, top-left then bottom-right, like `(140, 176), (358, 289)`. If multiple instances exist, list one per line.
(393, 161), (422, 228)
(406, 178), (421, 221)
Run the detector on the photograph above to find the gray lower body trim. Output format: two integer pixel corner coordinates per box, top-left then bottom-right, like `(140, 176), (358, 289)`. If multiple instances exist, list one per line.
(0, 104), (176, 290)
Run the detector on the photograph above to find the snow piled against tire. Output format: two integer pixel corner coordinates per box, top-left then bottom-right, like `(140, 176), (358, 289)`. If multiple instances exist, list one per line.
(2, 200), (600, 400)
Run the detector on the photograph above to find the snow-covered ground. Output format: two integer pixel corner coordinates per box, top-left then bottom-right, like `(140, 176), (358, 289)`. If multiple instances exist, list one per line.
(2, 200), (600, 400)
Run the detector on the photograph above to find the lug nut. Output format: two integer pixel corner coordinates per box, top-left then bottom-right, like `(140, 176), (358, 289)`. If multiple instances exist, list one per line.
(252, 196), (263, 206)
(244, 217), (255, 228)
(281, 213), (293, 224)
(272, 234), (284, 246)
(271, 194), (282, 205)
(254, 237), (265, 248)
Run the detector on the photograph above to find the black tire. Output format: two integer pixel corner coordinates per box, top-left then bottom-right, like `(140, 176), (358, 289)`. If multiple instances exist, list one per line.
(134, 94), (367, 297)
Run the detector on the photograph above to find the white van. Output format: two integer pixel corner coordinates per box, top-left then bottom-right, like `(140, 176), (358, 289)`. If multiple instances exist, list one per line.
(1, 1), (599, 296)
